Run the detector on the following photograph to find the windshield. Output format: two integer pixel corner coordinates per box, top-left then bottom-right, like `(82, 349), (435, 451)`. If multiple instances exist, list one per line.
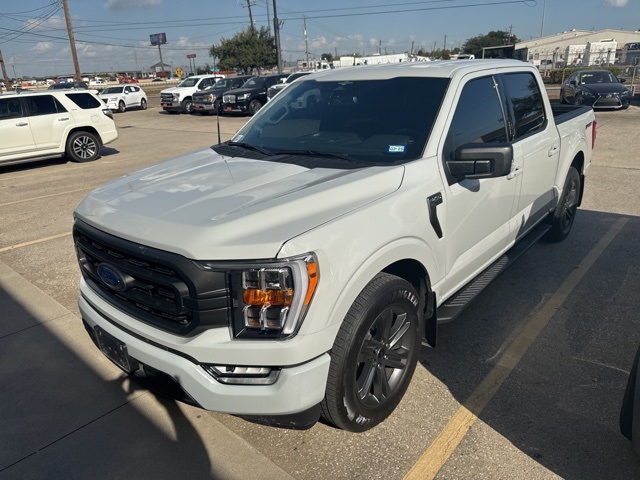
(102, 87), (123, 94)
(213, 78), (230, 88)
(231, 77), (449, 165)
(242, 77), (265, 88)
(178, 78), (199, 88)
(580, 71), (618, 84)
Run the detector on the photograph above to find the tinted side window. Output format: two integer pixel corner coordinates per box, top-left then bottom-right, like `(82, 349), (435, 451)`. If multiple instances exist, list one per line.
(24, 95), (61, 116)
(66, 93), (101, 109)
(0, 98), (23, 119)
(502, 72), (545, 140)
(443, 76), (506, 162)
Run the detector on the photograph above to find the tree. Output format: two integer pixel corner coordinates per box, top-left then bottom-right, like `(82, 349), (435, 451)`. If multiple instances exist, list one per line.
(462, 30), (520, 58)
(321, 52), (333, 62)
(209, 27), (276, 74)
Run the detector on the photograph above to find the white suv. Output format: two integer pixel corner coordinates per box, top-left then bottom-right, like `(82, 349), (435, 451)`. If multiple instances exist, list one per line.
(99, 85), (148, 113)
(0, 90), (118, 167)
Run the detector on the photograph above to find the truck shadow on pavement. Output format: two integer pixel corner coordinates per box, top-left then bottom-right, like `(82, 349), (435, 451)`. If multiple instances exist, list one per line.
(418, 209), (640, 479)
(0, 272), (216, 479)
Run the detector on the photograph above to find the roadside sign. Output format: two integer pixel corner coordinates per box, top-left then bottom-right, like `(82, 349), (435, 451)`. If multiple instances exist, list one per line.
(175, 67), (183, 78)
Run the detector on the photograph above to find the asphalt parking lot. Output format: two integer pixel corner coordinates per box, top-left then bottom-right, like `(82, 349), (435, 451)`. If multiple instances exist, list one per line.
(1, 96), (640, 479)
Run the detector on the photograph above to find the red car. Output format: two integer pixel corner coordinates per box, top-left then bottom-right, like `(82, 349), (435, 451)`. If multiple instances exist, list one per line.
(118, 77), (139, 84)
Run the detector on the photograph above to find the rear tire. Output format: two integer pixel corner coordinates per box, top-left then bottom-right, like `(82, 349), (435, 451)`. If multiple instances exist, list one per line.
(320, 273), (421, 432)
(66, 131), (100, 163)
(546, 166), (580, 242)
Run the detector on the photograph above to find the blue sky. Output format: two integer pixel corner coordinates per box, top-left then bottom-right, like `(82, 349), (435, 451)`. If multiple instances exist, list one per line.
(0, 0), (637, 77)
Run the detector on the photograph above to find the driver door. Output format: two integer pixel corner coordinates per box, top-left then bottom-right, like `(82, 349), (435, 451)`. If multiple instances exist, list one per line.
(439, 75), (520, 297)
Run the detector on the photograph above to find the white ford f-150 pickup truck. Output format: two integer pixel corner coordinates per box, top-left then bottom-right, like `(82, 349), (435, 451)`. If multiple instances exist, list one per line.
(73, 60), (596, 432)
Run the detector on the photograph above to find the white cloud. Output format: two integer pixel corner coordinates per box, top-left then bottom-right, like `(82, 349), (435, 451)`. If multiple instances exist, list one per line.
(105, 0), (161, 9)
(33, 42), (54, 54)
(604, 0), (628, 6)
(23, 15), (66, 31)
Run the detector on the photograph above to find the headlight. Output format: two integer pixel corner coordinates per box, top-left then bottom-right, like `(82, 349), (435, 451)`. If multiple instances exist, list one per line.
(237, 93), (250, 101)
(194, 254), (319, 339)
(621, 89), (631, 96)
(173, 93), (180, 101)
(204, 94), (214, 102)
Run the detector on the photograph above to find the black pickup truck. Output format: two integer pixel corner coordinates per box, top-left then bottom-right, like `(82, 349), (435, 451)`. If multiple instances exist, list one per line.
(192, 75), (253, 115)
(221, 73), (287, 115)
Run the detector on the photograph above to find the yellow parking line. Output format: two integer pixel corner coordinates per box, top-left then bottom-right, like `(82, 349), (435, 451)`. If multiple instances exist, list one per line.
(404, 217), (628, 480)
(0, 232), (72, 253)
(0, 187), (96, 208)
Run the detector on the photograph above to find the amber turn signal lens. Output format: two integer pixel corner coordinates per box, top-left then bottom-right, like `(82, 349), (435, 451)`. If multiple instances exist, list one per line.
(243, 288), (293, 306)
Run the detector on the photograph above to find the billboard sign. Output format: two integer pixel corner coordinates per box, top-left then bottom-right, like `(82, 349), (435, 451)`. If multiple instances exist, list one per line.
(150, 33), (167, 46)
(187, 53), (196, 59)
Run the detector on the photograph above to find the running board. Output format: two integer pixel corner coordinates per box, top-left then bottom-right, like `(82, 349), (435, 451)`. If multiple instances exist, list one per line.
(436, 222), (551, 324)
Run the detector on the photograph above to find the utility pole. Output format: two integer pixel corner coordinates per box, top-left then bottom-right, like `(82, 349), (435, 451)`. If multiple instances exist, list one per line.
(304, 16), (310, 69)
(62, 0), (82, 80)
(540, 0), (546, 38)
(0, 50), (12, 91)
(272, 0), (282, 73)
(244, 0), (255, 30)
(266, 0), (271, 35)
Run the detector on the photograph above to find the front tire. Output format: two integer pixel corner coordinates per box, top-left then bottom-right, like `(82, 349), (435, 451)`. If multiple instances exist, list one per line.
(66, 131), (100, 163)
(140, 98), (147, 110)
(180, 98), (193, 114)
(248, 99), (262, 116)
(321, 273), (421, 432)
(546, 166), (580, 242)
(118, 100), (126, 113)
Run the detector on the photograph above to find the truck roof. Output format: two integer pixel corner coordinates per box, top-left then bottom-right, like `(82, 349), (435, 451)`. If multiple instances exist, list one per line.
(309, 59), (531, 81)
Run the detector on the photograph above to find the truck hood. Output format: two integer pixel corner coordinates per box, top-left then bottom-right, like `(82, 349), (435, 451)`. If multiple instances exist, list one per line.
(161, 86), (189, 95)
(75, 148), (405, 260)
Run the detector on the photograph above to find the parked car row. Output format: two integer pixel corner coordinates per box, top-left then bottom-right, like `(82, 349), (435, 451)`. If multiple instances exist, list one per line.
(165, 73), (299, 117)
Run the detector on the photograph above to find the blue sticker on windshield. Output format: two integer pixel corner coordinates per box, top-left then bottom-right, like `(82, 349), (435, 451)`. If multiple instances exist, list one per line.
(388, 145), (405, 154)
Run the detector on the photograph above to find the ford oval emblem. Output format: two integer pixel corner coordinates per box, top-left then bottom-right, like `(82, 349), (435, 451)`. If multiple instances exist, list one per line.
(97, 263), (126, 291)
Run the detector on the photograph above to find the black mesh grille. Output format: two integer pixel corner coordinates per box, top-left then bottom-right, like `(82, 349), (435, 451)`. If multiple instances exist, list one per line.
(74, 220), (230, 335)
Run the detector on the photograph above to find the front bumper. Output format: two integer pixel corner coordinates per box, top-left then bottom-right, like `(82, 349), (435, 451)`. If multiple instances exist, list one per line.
(193, 102), (216, 112)
(590, 94), (631, 109)
(221, 102), (248, 114)
(78, 282), (331, 416)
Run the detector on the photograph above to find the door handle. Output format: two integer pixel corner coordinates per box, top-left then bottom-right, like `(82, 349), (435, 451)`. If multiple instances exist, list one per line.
(507, 167), (523, 180)
(58, 117), (70, 121)
(15, 122), (28, 127)
(548, 145), (559, 157)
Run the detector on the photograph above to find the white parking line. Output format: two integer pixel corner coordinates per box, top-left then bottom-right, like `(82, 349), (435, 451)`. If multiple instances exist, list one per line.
(404, 217), (629, 480)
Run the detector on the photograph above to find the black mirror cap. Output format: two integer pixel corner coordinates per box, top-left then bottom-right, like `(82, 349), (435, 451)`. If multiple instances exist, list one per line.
(448, 143), (513, 180)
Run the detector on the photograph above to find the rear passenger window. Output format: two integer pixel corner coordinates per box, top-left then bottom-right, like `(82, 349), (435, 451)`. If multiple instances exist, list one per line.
(0, 98), (23, 119)
(25, 95), (66, 116)
(502, 72), (546, 140)
(443, 76), (507, 162)
(65, 93), (101, 109)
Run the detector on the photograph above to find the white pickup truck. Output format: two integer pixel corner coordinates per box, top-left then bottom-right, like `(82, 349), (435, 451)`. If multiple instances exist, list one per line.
(73, 60), (596, 432)
(160, 74), (224, 114)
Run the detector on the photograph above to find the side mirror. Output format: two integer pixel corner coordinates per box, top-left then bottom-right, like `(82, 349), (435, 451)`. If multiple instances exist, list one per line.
(447, 143), (513, 180)
(570, 80), (577, 85)
(621, 78), (627, 83)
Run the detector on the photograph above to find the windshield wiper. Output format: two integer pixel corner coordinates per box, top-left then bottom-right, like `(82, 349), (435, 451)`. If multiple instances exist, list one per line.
(273, 149), (359, 162)
(227, 141), (275, 156)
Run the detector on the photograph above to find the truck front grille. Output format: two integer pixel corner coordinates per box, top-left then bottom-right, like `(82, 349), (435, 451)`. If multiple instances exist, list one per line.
(74, 220), (230, 335)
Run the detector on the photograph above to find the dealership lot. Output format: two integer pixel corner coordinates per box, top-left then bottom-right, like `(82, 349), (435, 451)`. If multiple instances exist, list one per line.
(1, 99), (640, 479)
